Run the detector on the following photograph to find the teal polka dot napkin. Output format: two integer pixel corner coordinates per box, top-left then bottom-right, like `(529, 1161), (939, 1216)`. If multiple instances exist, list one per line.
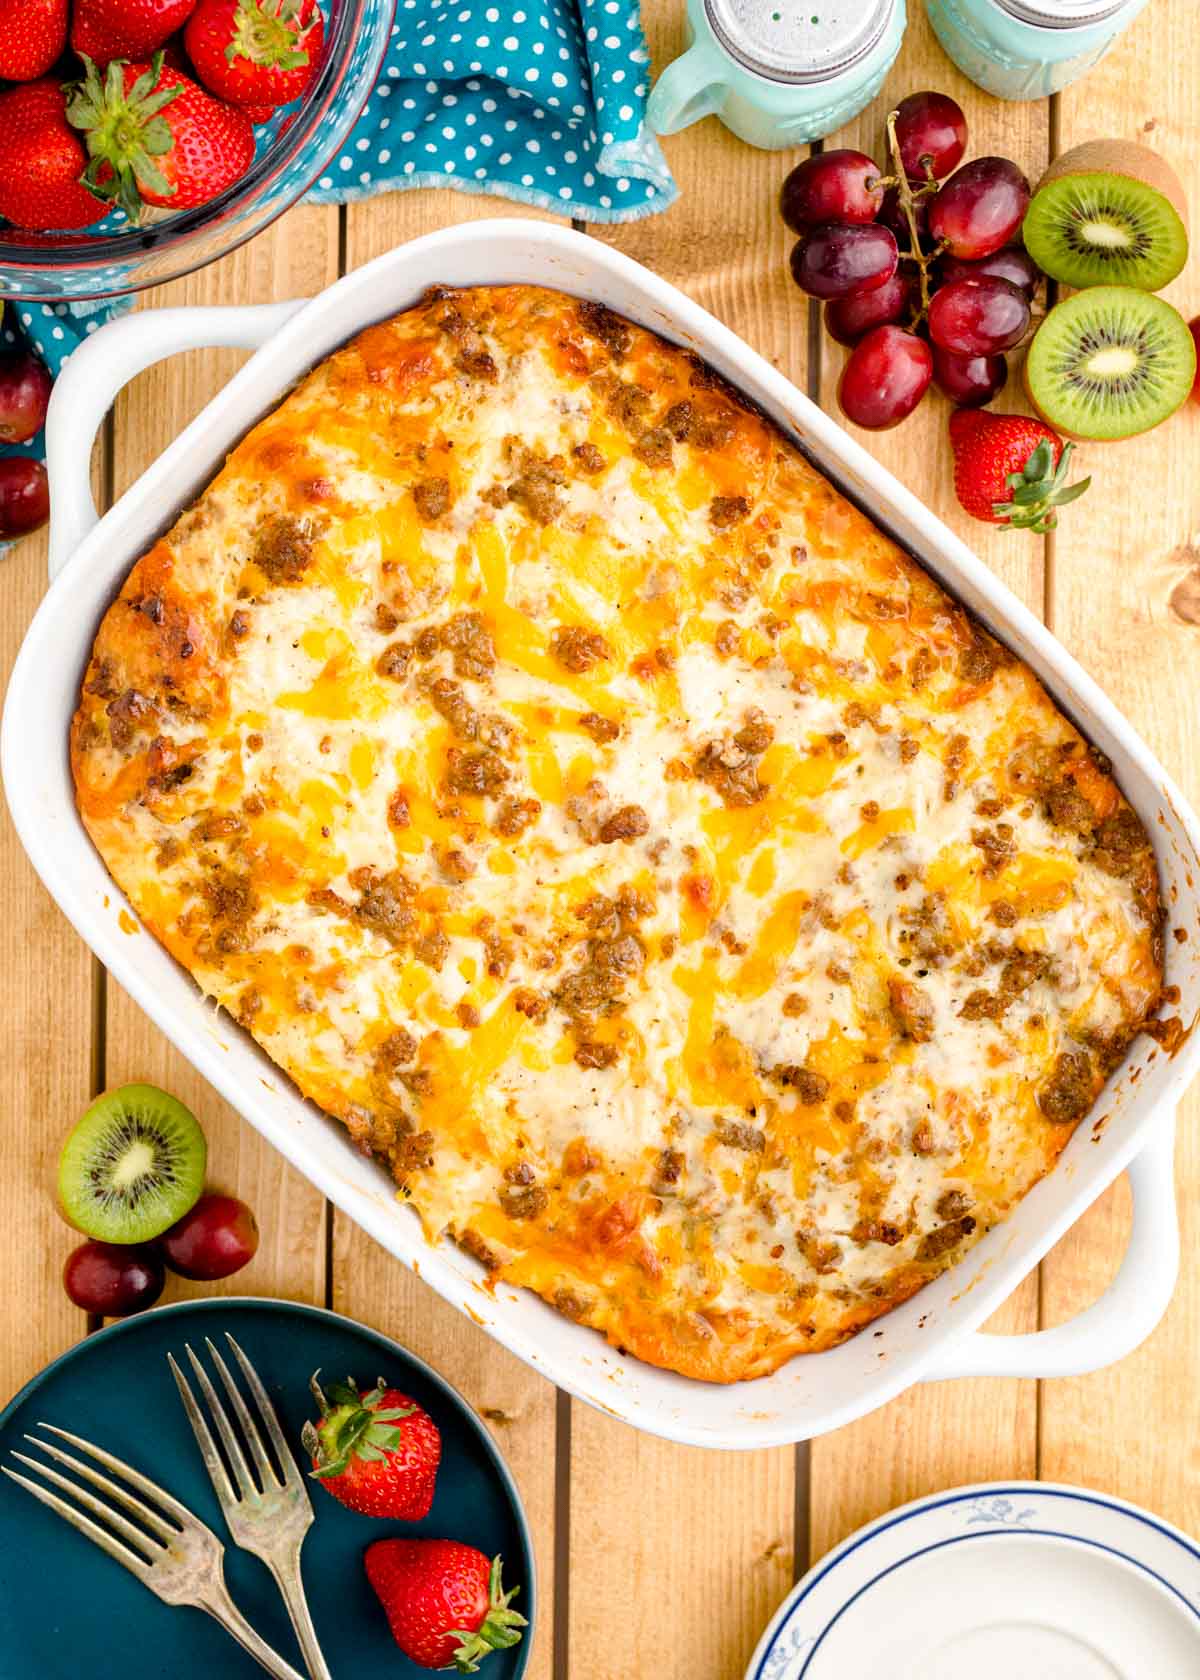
(1, 0), (674, 537)
(309, 0), (675, 221)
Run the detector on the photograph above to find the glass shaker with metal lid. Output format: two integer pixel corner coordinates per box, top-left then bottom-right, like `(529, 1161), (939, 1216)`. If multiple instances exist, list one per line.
(925, 0), (1154, 100)
(646, 0), (907, 150)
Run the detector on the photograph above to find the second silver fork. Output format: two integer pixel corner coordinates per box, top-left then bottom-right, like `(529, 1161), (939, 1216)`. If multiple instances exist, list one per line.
(170, 1334), (332, 1680)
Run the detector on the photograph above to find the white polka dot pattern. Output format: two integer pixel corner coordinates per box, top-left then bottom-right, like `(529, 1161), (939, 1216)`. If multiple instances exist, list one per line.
(308, 0), (673, 221)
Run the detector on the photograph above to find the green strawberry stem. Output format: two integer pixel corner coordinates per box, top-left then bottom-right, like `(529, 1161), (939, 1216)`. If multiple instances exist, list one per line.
(994, 438), (1091, 534)
(228, 0), (316, 71)
(65, 54), (181, 225)
(446, 1556), (527, 1674)
(301, 1372), (415, 1479)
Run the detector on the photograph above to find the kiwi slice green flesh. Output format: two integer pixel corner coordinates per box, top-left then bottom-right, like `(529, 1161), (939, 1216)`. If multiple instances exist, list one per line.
(1025, 287), (1196, 442)
(58, 1083), (206, 1243)
(1024, 171), (1188, 292)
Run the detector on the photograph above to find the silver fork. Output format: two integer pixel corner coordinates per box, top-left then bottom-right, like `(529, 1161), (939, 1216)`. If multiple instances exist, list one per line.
(169, 1334), (332, 1680)
(2, 1426), (305, 1680)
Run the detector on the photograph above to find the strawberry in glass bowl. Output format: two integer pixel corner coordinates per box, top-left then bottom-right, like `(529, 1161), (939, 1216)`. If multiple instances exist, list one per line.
(185, 0), (326, 122)
(0, 0), (391, 303)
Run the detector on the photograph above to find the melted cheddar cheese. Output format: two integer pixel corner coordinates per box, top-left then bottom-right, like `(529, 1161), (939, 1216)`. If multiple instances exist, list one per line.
(72, 286), (1165, 1383)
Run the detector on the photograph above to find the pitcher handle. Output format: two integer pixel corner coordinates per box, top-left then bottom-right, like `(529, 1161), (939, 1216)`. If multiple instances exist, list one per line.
(646, 42), (729, 136)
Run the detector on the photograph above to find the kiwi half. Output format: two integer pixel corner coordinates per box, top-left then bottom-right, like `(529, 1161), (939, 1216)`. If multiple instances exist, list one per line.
(58, 1083), (206, 1243)
(1023, 140), (1188, 292)
(1025, 286), (1196, 442)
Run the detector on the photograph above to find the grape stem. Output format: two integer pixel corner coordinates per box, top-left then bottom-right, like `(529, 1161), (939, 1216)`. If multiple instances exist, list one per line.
(882, 107), (942, 330)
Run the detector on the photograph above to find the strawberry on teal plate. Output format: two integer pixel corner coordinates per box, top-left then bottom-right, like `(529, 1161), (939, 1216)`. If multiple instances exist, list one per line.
(0, 1298), (533, 1678)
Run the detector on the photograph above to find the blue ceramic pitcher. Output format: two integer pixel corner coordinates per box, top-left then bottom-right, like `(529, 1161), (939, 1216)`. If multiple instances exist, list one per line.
(647, 0), (907, 151)
(925, 0), (1154, 99)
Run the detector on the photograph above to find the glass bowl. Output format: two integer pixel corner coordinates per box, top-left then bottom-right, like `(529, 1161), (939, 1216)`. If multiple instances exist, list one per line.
(0, 0), (394, 303)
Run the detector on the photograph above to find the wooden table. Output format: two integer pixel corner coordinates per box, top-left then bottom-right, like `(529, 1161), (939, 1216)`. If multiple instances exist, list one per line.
(4, 6), (1198, 1676)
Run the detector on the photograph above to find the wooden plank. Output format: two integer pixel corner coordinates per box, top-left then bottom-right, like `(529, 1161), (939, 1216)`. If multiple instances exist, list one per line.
(1040, 2), (1200, 1538)
(343, 184), (564, 262)
(569, 1419), (796, 1680)
(103, 206), (338, 1312)
(335, 189), (564, 1680)
(0, 515), (97, 1402)
(808, 9), (1050, 1557)
(568, 11), (801, 1680)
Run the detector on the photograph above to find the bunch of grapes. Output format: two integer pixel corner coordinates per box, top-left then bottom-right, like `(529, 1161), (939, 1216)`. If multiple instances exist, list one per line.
(782, 93), (1042, 430)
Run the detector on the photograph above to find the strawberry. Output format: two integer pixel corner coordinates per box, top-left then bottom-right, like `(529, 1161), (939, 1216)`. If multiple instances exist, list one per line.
(0, 80), (105, 231)
(948, 409), (1091, 533)
(300, 1372), (442, 1519)
(66, 54), (256, 224)
(70, 0), (198, 62)
(364, 1540), (527, 1673)
(184, 0), (325, 114)
(0, 0), (68, 81)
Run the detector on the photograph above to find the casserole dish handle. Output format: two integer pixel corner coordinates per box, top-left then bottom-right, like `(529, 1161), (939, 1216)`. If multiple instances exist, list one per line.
(927, 1116), (1178, 1380)
(45, 301), (306, 584)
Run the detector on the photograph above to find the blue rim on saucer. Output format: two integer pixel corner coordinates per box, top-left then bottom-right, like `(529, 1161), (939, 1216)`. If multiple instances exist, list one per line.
(748, 1481), (1200, 1679)
(0, 1297), (534, 1678)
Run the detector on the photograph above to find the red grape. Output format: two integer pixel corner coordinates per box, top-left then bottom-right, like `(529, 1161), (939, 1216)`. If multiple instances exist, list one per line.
(0, 457), (49, 538)
(878, 184), (930, 251)
(780, 149), (884, 232)
(1189, 317), (1200, 403)
(938, 245), (1041, 296)
(894, 91), (968, 181)
(928, 275), (1030, 355)
(932, 345), (1009, 408)
(824, 272), (912, 347)
(160, 1191), (259, 1280)
(0, 351), (52, 444)
(791, 222), (898, 301)
(928, 158), (1031, 261)
(838, 325), (933, 430)
(64, 1241), (164, 1316)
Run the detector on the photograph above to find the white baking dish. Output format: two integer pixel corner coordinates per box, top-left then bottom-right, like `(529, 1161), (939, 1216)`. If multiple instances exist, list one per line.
(6, 222), (1199, 1449)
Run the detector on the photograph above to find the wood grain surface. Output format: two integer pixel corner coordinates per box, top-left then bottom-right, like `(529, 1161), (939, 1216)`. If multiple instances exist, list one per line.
(1, 3), (1197, 1676)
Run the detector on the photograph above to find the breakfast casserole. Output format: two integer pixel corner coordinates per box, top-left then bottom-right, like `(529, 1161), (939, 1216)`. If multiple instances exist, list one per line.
(71, 284), (1166, 1383)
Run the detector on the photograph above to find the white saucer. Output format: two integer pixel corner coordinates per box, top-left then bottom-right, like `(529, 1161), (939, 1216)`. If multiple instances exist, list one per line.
(747, 1483), (1200, 1680)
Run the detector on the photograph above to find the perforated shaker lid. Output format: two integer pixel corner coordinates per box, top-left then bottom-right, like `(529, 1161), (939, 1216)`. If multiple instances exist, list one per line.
(703, 0), (895, 84)
(997, 0), (1133, 25)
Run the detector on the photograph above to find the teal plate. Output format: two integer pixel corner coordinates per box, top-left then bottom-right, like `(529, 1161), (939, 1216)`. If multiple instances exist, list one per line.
(0, 1298), (534, 1678)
